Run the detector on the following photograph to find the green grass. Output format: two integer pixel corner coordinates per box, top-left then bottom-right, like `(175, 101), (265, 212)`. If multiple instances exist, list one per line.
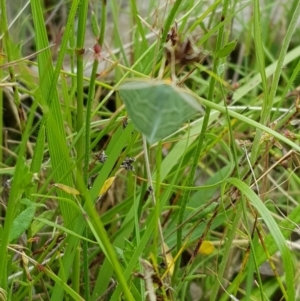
(1, 0), (300, 300)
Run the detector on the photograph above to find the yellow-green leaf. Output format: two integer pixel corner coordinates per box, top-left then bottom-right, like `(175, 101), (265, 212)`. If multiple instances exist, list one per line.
(99, 177), (116, 196)
(162, 242), (174, 276)
(53, 183), (80, 195)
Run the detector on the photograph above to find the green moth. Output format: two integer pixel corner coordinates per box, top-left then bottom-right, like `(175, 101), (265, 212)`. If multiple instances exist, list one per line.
(118, 79), (202, 144)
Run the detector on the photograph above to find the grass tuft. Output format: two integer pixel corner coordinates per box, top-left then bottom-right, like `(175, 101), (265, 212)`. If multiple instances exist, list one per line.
(1, 1), (300, 300)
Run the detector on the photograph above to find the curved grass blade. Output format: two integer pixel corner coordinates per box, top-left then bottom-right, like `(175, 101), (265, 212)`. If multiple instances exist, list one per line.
(226, 178), (295, 300)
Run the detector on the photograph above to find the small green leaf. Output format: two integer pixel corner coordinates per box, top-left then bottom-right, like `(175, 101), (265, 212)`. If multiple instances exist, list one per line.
(31, 209), (55, 236)
(9, 199), (36, 242)
(216, 40), (237, 58)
